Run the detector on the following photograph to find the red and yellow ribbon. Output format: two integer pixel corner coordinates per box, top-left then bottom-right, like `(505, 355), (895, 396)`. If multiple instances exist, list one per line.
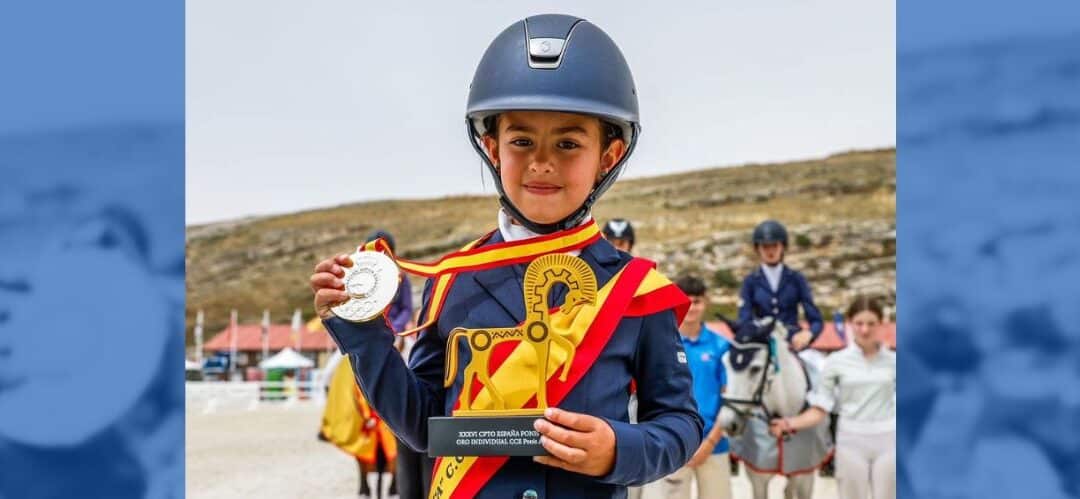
(360, 221), (602, 336)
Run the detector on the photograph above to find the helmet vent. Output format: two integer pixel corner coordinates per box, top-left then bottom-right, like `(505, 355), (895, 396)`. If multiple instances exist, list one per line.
(524, 18), (582, 70)
(528, 38), (565, 65)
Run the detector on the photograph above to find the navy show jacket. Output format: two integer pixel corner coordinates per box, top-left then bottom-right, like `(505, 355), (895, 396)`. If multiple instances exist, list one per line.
(737, 265), (824, 342)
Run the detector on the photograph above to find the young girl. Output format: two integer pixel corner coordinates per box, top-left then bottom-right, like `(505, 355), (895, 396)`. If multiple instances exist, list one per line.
(310, 14), (702, 499)
(769, 296), (896, 499)
(738, 220), (824, 350)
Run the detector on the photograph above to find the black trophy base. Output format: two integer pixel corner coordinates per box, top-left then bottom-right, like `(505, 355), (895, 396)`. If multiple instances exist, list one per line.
(428, 415), (547, 457)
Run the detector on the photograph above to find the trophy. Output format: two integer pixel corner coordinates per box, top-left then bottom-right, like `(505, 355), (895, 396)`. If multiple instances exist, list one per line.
(427, 253), (597, 456)
(331, 249), (402, 322)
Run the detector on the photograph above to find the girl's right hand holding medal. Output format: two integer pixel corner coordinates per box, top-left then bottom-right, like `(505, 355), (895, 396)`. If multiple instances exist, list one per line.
(310, 253), (353, 319)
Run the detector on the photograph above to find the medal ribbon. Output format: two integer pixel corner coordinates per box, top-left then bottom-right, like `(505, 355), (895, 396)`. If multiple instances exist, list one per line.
(359, 220), (602, 336)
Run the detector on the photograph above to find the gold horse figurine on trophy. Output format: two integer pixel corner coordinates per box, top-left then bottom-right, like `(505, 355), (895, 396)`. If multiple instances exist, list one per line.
(443, 253), (597, 416)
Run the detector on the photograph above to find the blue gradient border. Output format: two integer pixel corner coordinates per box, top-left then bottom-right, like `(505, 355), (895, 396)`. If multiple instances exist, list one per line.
(0, 1), (184, 497)
(898, 2), (1080, 498)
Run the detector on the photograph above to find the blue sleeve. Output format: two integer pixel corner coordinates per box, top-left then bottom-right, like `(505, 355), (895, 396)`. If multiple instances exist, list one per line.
(596, 310), (704, 486)
(322, 278), (444, 452)
(737, 276), (754, 326)
(797, 273), (824, 337)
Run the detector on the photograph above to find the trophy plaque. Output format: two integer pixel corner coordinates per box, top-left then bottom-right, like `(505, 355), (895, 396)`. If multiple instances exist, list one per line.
(427, 253), (597, 457)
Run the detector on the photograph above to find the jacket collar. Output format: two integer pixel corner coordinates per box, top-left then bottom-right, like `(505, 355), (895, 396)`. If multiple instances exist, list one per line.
(753, 263), (792, 294)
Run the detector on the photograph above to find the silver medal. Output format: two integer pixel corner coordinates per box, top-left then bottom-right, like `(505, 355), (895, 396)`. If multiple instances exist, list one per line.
(330, 250), (401, 323)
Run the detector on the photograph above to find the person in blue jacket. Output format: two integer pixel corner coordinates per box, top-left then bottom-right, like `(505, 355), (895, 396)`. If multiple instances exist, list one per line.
(366, 229), (413, 335)
(310, 14), (702, 499)
(366, 229), (437, 499)
(370, 229), (415, 499)
(737, 220), (824, 350)
(662, 276), (733, 499)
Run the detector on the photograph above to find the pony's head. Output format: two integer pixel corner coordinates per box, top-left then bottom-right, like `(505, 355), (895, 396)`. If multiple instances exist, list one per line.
(725, 319), (773, 398)
(721, 317), (791, 427)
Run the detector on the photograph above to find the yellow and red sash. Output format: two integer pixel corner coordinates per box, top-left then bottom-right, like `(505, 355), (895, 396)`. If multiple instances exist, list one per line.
(428, 258), (688, 499)
(360, 220), (602, 336)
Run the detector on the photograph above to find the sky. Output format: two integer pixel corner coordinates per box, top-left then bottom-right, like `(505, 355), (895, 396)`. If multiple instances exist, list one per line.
(185, 0), (898, 224)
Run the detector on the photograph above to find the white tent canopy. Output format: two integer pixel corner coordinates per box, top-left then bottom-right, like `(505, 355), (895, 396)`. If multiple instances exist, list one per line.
(259, 347), (314, 369)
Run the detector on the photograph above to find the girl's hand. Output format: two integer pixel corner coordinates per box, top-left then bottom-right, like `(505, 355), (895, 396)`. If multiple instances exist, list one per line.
(533, 407), (617, 477)
(310, 254), (353, 319)
(768, 418), (789, 439)
(791, 330), (813, 350)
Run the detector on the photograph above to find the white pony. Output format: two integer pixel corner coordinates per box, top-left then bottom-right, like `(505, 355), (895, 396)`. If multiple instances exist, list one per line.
(719, 318), (832, 499)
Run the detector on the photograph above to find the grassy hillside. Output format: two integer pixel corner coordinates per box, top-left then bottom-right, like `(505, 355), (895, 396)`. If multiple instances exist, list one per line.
(186, 148), (894, 341)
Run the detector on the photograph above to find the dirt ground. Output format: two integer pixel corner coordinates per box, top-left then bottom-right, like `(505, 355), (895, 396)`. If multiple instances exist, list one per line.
(186, 399), (837, 498)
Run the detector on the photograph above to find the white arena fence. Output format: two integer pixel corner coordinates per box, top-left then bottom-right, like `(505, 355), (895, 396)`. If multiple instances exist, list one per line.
(186, 380), (328, 414)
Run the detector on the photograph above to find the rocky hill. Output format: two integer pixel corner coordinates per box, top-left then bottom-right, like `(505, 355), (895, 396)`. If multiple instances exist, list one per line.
(186, 148), (894, 340)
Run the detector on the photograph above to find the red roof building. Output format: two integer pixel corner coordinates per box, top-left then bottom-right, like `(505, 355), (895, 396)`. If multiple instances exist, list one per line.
(204, 322), (337, 352)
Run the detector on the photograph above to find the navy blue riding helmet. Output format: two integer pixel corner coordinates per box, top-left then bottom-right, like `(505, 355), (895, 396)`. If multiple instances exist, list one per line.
(465, 14), (640, 234)
(602, 218), (636, 245)
(752, 219), (788, 247)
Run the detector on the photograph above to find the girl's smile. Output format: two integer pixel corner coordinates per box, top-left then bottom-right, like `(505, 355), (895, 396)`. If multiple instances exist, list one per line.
(522, 182), (563, 196)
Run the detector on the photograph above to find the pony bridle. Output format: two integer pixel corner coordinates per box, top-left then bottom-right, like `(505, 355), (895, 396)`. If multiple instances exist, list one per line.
(722, 336), (779, 423)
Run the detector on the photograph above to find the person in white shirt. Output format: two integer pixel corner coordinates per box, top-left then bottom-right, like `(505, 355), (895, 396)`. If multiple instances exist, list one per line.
(769, 295), (896, 499)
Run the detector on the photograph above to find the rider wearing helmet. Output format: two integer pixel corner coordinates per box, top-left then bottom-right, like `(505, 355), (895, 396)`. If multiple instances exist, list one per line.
(312, 14), (702, 499)
(737, 220), (824, 350)
(602, 218), (636, 253)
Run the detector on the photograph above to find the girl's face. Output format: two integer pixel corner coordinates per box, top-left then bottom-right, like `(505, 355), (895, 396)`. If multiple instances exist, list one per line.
(483, 111), (626, 225)
(756, 242), (784, 265)
(850, 310), (883, 349)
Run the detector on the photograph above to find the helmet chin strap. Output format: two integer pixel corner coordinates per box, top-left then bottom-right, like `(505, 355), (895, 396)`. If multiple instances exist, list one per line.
(466, 118), (640, 235)
(497, 192), (591, 234)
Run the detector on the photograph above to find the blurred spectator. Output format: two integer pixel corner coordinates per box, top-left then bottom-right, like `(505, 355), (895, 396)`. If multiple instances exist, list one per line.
(601, 218), (635, 253)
